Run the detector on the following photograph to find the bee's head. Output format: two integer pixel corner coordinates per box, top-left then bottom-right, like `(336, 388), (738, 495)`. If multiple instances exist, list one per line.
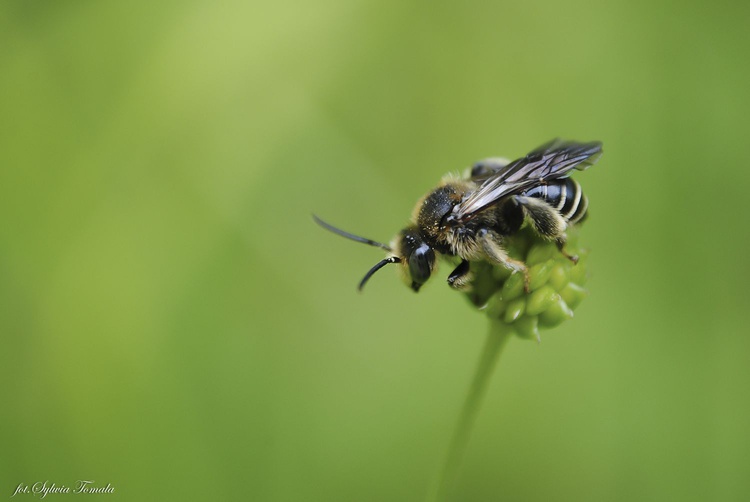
(397, 227), (437, 292)
(313, 215), (436, 293)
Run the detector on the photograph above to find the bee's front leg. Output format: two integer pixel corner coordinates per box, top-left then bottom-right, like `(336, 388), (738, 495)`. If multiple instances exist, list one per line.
(477, 229), (530, 292)
(447, 259), (472, 290)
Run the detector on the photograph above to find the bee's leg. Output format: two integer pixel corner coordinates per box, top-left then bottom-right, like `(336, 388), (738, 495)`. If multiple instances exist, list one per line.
(447, 259), (472, 290)
(513, 195), (578, 263)
(513, 195), (567, 239)
(556, 238), (579, 264)
(478, 229), (530, 292)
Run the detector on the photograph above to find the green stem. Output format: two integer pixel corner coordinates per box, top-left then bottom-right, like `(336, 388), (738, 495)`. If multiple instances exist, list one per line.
(428, 320), (513, 502)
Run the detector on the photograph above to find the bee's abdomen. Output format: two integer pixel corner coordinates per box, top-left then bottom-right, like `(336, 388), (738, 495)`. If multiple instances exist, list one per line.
(523, 178), (588, 225)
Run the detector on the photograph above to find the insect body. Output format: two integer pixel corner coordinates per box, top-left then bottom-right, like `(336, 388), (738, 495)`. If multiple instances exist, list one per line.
(315, 139), (602, 292)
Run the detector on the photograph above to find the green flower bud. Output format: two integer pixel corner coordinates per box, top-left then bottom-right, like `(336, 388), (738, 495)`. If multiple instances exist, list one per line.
(484, 294), (507, 319)
(538, 296), (575, 328)
(462, 225), (589, 340)
(525, 241), (558, 266)
(528, 262), (554, 291)
(525, 285), (559, 316)
(513, 316), (540, 340)
(560, 283), (587, 310)
(503, 297), (526, 323)
(500, 270), (525, 301)
(548, 263), (570, 292)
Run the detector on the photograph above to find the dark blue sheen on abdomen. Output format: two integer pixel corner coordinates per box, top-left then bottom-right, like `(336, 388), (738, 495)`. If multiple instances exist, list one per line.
(522, 178), (587, 223)
(524, 182), (564, 209)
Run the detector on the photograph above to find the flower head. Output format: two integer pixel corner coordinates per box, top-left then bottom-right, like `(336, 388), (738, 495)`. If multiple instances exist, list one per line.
(462, 226), (588, 340)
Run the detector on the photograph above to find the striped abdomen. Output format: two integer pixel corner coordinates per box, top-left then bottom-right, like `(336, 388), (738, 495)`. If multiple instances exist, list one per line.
(523, 178), (588, 225)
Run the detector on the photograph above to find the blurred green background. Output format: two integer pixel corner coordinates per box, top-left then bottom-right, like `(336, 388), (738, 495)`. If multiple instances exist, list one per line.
(2, 1), (749, 501)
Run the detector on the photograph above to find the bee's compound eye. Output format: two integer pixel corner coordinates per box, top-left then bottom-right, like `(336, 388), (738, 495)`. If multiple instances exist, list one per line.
(408, 243), (435, 285)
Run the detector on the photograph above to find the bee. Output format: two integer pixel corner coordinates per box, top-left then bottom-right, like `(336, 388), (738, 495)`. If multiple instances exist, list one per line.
(314, 139), (603, 293)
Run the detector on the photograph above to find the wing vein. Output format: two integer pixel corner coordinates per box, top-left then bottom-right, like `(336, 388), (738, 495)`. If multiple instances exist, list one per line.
(452, 139), (602, 221)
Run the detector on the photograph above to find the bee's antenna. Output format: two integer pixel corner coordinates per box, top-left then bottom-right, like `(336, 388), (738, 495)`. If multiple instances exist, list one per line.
(312, 214), (393, 251)
(359, 257), (401, 291)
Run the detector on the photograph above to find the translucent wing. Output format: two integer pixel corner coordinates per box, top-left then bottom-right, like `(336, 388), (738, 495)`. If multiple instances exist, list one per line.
(468, 157), (511, 182)
(452, 139), (603, 222)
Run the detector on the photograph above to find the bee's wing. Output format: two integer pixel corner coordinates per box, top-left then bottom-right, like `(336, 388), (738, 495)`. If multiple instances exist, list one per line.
(468, 157), (512, 182)
(452, 139), (603, 221)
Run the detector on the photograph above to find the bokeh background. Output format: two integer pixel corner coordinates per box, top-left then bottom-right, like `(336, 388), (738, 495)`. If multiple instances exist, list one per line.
(2, 1), (750, 501)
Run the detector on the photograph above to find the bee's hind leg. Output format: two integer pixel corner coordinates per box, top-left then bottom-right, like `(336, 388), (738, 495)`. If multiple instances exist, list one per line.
(478, 229), (530, 292)
(514, 195), (578, 264)
(447, 259), (472, 290)
(556, 237), (579, 264)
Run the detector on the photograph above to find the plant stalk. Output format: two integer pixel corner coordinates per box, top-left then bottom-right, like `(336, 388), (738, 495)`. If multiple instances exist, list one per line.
(429, 320), (512, 502)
